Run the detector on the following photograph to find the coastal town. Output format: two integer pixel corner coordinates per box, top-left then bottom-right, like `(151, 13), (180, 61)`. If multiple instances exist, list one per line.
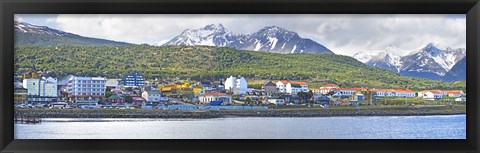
(13, 66), (467, 112)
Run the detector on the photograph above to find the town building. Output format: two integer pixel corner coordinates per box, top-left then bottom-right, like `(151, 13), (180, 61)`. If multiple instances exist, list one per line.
(132, 97), (146, 105)
(122, 72), (145, 87)
(276, 80), (308, 94)
(14, 87), (28, 105)
(394, 89), (416, 97)
(267, 98), (285, 105)
(372, 89), (396, 97)
(261, 81), (277, 95)
(106, 79), (120, 89)
(22, 77), (58, 105)
(107, 94), (124, 103)
(332, 88), (361, 97)
(141, 90), (162, 103)
(311, 84), (340, 94)
(67, 76), (106, 106)
(199, 92), (232, 105)
(199, 80), (215, 91)
(224, 76), (248, 95)
(442, 90), (464, 97)
(421, 90), (443, 100)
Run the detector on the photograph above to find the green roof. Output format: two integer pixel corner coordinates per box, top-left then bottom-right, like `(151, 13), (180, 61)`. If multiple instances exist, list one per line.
(108, 94), (124, 99)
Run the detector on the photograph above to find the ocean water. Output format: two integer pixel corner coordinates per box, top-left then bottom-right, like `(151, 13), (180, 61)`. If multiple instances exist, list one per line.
(14, 115), (466, 139)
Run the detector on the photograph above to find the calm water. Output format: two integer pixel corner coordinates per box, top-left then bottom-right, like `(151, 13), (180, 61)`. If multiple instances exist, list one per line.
(15, 115), (466, 139)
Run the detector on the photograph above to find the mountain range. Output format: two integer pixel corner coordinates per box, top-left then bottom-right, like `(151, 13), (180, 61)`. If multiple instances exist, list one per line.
(162, 24), (334, 54)
(14, 21), (131, 46)
(14, 21), (465, 82)
(352, 43), (466, 81)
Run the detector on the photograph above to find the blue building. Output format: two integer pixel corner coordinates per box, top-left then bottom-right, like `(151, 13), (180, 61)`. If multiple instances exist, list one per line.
(122, 72), (145, 87)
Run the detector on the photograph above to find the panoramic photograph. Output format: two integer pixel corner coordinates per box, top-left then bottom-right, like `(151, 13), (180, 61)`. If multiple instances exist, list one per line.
(13, 14), (466, 139)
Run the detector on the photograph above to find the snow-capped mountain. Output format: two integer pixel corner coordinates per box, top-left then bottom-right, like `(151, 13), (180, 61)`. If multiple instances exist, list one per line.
(15, 21), (70, 36)
(352, 51), (374, 63)
(399, 43), (465, 78)
(366, 51), (402, 73)
(163, 24), (239, 47)
(352, 43), (466, 81)
(162, 24), (333, 54)
(15, 21), (131, 46)
(443, 57), (466, 82)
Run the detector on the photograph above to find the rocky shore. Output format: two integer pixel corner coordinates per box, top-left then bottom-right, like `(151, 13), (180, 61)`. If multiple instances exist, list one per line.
(15, 106), (466, 118)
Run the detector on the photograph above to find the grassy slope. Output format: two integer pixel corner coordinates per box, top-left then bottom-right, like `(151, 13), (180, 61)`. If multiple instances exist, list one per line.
(14, 45), (465, 90)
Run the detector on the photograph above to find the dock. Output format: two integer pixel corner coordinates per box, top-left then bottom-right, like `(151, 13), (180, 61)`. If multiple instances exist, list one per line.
(14, 115), (41, 124)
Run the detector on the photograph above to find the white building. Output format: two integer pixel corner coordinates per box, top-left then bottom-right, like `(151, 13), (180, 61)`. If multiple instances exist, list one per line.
(268, 99), (285, 105)
(311, 84), (339, 94)
(198, 92), (232, 105)
(333, 88), (360, 97)
(394, 89), (416, 97)
(141, 91), (162, 103)
(422, 90), (443, 100)
(442, 90), (464, 98)
(106, 79), (120, 89)
(373, 89), (396, 97)
(67, 76), (106, 105)
(224, 76), (248, 95)
(276, 80), (308, 94)
(22, 77), (58, 104)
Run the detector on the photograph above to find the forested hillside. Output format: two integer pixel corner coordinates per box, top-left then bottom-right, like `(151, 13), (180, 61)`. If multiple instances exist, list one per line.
(14, 45), (465, 90)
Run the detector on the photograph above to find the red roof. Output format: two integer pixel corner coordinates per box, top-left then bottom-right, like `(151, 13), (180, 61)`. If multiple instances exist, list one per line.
(277, 80), (307, 85)
(395, 89), (414, 93)
(291, 81), (307, 85)
(424, 90), (442, 94)
(443, 90), (462, 95)
(279, 80), (289, 84)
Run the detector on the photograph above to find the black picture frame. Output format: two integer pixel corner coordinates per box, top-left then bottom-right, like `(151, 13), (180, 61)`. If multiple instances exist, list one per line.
(1, 0), (479, 153)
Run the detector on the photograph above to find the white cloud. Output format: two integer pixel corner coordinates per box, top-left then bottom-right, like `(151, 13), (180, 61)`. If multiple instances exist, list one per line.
(14, 15), (23, 22)
(48, 14), (465, 56)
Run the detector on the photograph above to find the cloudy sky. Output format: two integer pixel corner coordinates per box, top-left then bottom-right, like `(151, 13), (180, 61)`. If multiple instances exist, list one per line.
(15, 14), (465, 56)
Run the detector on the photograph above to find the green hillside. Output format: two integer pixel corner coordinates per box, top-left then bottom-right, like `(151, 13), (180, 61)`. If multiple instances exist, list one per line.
(14, 45), (465, 90)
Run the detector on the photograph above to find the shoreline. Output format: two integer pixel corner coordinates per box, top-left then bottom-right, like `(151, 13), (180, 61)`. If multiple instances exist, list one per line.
(15, 106), (466, 119)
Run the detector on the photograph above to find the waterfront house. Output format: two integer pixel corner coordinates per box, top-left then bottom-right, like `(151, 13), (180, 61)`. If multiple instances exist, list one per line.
(132, 97), (146, 105)
(224, 76), (248, 94)
(199, 92), (232, 105)
(67, 76), (106, 106)
(276, 80), (308, 94)
(261, 81), (277, 95)
(422, 90), (443, 100)
(107, 94), (124, 103)
(141, 90), (162, 103)
(267, 98), (285, 105)
(313, 94), (331, 105)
